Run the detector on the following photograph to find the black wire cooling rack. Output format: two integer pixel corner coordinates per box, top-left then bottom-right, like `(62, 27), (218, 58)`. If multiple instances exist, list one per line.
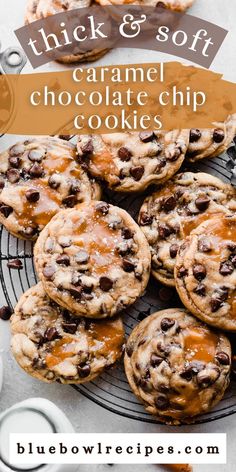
(0, 135), (236, 425)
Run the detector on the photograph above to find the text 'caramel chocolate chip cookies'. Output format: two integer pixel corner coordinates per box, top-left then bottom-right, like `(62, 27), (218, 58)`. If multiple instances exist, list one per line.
(77, 131), (189, 192)
(0, 137), (101, 240)
(34, 201), (151, 318)
(175, 215), (236, 331)
(124, 308), (231, 424)
(138, 172), (236, 286)
(95, 0), (194, 12)
(11, 283), (125, 384)
(187, 114), (236, 162)
(25, 0), (109, 63)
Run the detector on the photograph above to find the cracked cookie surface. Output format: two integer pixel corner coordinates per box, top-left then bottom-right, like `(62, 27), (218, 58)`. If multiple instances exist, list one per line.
(34, 201), (151, 318)
(77, 131), (189, 192)
(0, 137), (101, 240)
(11, 282), (125, 384)
(175, 215), (236, 331)
(124, 308), (231, 424)
(138, 172), (236, 286)
(187, 115), (236, 162)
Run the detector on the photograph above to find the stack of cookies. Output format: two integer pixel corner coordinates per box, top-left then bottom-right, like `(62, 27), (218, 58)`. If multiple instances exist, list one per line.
(0, 127), (235, 425)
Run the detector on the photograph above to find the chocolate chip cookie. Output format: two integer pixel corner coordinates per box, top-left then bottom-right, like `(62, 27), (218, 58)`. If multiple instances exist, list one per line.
(124, 308), (231, 424)
(34, 201), (151, 318)
(138, 172), (236, 286)
(0, 137), (101, 240)
(25, 0), (109, 63)
(175, 215), (236, 331)
(77, 131), (189, 192)
(95, 0), (194, 12)
(187, 114), (236, 162)
(11, 282), (125, 384)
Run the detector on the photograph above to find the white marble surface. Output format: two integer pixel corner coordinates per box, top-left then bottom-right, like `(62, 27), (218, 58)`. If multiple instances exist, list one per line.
(0, 1), (236, 471)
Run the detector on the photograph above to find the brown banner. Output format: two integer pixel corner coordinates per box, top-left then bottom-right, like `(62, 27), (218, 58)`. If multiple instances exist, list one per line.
(15, 6), (228, 69)
(1, 62), (236, 135)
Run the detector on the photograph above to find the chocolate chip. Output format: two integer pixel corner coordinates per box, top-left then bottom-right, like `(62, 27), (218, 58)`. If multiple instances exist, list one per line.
(26, 189), (40, 203)
(9, 156), (21, 168)
(161, 196), (176, 212)
(122, 258), (135, 272)
(29, 163), (44, 178)
(139, 131), (154, 142)
(75, 250), (89, 264)
(116, 241), (130, 256)
(130, 166), (144, 181)
(213, 129), (225, 143)
(219, 260), (234, 276)
(28, 149), (45, 162)
(216, 286), (229, 302)
(166, 146), (181, 161)
(156, 1), (167, 9)
(58, 134), (71, 140)
(43, 265), (55, 280)
(158, 223), (172, 239)
(119, 168), (127, 180)
(228, 243), (236, 253)
(68, 286), (83, 300)
(81, 139), (94, 155)
(6, 169), (20, 183)
(78, 364), (91, 378)
(7, 259), (23, 270)
(198, 239), (212, 253)
(48, 175), (60, 189)
(62, 195), (77, 207)
(189, 129), (201, 142)
(194, 283), (206, 296)
(197, 369), (220, 388)
(139, 212), (153, 226)
(138, 338), (146, 347)
(19, 226), (38, 238)
(44, 327), (60, 342)
(169, 244), (179, 259)
(229, 254), (236, 268)
(0, 204), (13, 218)
(175, 188), (184, 199)
(56, 255), (70, 266)
(126, 344), (133, 357)
(155, 158), (166, 171)
(62, 322), (77, 334)
(32, 357), (46, 369)
(161, 317), (175, 331)
(9, 144), (25, 156)
(180, 361), (205, 381)
(139, 378), (150, 391)
(195, 196), (210, 212)
(70, 181), (80, 194)
(155, 394), (169, 410)
(118, 146), (132, 161)
(0, 305), (12, 320)
(96, 202), (109, 215)
(193, 264), (206, 281)
(121, 227), (134, 239)
(0, 178), (5, 190)
(177, 266), (188, 278)
(215, 352), (230, 366)
(99, 276), (113, 291)
(210, 297), (223, 312)
(150, 354), (164, 367)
